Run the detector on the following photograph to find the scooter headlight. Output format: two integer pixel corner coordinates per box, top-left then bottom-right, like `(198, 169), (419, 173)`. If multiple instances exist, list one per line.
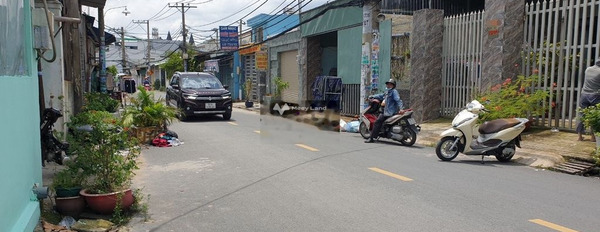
(467, 103), (475, 112)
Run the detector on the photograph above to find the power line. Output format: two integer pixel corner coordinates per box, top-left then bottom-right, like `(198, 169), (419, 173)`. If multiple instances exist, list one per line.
(147, 4), (170, 20)
(153, 9), (179, 21)
(188, 0), (263, 27)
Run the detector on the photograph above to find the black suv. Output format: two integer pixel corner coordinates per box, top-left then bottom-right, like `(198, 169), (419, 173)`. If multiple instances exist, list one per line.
(166, 72), (232, 120)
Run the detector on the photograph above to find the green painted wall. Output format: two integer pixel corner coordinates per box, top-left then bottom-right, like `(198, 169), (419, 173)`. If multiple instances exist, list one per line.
(300, 0), (362, 37)
(0, 0), (43, 231)
(335, 20), (392, 87)
(337, 26), (362, 84)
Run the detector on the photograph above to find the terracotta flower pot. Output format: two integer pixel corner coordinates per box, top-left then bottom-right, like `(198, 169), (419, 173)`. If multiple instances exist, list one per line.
(55, 196), (85, 218)
(80, 189), (134, 215)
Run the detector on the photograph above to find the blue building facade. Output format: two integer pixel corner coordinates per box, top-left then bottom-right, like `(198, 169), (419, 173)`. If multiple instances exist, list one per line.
(232, 13), (300, 102)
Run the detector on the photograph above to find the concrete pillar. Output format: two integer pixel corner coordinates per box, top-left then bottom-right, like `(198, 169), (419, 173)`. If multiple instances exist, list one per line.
(481, 0), (525, 90)
(409, 9), (444, 122)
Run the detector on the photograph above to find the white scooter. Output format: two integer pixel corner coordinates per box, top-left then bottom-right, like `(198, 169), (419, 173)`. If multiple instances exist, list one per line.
(435, 100), (528, 163)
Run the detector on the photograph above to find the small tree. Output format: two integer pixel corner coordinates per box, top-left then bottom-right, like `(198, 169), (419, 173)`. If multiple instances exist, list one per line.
(273, 77), (289, 99)
(107, 65), (118, 77)
(245, 78), (253, 102)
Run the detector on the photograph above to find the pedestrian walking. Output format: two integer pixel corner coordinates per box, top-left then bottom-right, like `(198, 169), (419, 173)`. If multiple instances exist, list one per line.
(577, 59), (600, 141)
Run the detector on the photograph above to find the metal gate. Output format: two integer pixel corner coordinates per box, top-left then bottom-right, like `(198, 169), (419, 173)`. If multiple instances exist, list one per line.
(523, 0), (600, 130)
(441, 11), (485, 116)
(341, 84), (360, 116)
(243, 54), (258, 102)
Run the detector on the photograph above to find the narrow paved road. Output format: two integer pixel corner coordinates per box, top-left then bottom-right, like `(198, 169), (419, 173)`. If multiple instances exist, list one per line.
(129, 109), (600, 232)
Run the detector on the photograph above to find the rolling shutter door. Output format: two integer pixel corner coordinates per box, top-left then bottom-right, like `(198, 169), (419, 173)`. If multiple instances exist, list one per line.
(280, 50), (299, 104)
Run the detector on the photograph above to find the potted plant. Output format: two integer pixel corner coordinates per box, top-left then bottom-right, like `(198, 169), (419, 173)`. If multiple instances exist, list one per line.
(245, 78), (254, 108)
(122, 86), (178, 144)
(52, 168), (86, 218)
(273, 77), (289, 100)
(478, 75), (550, 127)
(580, 103), (600, 148)
(68, 110), (140, 215)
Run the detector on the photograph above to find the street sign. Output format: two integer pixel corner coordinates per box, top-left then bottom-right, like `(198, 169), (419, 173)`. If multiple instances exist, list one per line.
(205, 59), (219, 72)
(219, 26), (239, 51)
(256, 51), (268, 70)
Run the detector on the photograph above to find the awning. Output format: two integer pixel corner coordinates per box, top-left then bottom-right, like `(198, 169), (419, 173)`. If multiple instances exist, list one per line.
(84, 14), (116, 45)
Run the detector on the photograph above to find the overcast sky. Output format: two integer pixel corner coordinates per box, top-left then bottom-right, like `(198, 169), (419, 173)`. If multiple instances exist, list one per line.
(85, 0), (331, 42)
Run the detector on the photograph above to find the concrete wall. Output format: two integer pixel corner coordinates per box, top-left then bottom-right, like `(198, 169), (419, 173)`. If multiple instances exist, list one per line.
(410, 9), (444, 122)
(0, 1), (43, 231)
(267, 30), (301, 99)
(34, 0), (68, 133)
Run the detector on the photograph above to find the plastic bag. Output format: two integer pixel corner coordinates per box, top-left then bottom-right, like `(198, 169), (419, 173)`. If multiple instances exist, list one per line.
(339, 119), (347, 131)
(345, 121), (360, 133)
(58, 216), (76, 229)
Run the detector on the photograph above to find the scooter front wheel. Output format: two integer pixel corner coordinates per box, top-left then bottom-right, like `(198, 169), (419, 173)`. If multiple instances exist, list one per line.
(359, 122), (370, 139)
(436, 136), (460, 161)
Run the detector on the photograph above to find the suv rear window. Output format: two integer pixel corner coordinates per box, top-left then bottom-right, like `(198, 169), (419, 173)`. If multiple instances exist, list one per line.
(181, 74), (223, 89)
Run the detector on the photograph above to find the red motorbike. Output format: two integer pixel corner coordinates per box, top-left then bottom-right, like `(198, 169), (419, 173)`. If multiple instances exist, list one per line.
(359, 97), (420, 146)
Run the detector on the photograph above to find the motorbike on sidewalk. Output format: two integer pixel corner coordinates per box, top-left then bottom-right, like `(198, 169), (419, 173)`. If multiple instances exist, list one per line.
(359, 97), (421, 146)
(41, 108), (70, 166)
(435, 100), (527, 163)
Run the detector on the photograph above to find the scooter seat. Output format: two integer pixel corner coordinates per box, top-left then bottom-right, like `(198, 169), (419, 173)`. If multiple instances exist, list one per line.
(478, 118), (521, 134)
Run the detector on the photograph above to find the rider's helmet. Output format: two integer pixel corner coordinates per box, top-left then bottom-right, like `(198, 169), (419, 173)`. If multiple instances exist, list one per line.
(385, 79), (396, 88)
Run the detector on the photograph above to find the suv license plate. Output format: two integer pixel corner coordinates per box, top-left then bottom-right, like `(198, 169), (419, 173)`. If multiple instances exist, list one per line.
(407, 118), (416, 125)
(205, 103), (216, 109)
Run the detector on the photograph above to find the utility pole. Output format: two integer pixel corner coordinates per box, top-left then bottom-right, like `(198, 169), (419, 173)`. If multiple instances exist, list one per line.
(120, 27), (127, 73)
(99, 6), (107, 93)
(298, 0), (302, 14)
(360, 0), (380, 110)
(239, 19), (244, 47)
(169, 3), (196, 72)
(133, 20), (151, 70)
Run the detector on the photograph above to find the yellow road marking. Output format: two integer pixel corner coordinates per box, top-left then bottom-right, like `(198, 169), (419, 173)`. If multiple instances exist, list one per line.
(228, 122), (238, 126)
(295, 144), (319, 152)
(254, 130), (261, 134)
(369, 168), (413, 182)
(529, 219), (578, 232)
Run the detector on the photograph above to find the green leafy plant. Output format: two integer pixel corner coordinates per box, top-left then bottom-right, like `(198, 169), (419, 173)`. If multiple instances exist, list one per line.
(478, 75), (550, 122)
(67, 110), (140, 194)
(245, 78), (253, 101)
(51, 167), (86, 191)
(122, 86), (178, 129)
(580, 104), (600, 133)
(273, 77), (289, 98)
(107, 65), (118, 77)
(83, 92), (120, 113)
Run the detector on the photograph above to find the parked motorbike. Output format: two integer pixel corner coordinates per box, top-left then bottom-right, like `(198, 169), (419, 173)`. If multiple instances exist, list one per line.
(435, 100), (527, 163)
(359, 97), (420, 146)
(41, 108), (69, 166)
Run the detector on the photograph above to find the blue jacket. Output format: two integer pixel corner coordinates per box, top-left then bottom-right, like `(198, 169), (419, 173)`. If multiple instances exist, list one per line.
(372, 89), (403, 117)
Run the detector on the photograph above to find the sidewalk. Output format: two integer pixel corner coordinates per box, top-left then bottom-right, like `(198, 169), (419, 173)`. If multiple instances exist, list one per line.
(234, 102), (596, 168)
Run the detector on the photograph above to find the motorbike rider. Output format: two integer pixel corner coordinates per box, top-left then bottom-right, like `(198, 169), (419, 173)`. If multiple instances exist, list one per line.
(365, 79), (404, 143)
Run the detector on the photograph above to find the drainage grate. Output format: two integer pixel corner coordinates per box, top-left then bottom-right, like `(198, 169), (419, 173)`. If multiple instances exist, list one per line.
(552, 160), (596, 175)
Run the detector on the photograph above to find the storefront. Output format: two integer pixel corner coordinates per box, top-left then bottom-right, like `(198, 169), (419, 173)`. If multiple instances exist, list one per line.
(266, 30), (302, 104)
(239, 44), (266, 102)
